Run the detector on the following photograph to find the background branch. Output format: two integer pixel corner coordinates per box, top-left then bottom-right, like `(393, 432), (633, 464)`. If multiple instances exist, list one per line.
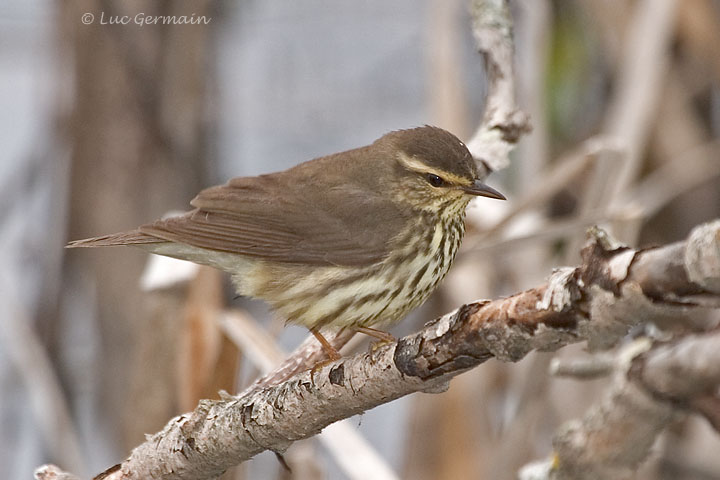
(521, 331), (720, 480)
(467, 0), (532, 171)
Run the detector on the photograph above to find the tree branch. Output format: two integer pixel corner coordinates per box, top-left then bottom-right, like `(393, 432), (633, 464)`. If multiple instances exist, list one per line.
(37, 219), (720, 480)
(34, 464), (81, 480)
(521, 331), (720, 480)
(467, 0), (532, 171)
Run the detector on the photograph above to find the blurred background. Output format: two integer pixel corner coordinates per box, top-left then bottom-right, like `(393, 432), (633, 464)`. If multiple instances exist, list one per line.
(2, 0), (720, 478)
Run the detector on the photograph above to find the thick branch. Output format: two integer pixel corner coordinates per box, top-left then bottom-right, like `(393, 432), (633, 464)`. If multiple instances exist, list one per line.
(46, 219), (720, 480)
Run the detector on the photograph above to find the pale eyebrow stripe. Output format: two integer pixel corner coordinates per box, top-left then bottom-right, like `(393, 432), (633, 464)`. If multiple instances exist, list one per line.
(397, 152), (471, 185)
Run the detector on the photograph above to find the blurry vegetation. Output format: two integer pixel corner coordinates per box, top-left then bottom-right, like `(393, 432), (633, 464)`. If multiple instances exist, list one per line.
(547, 0), (608, 149)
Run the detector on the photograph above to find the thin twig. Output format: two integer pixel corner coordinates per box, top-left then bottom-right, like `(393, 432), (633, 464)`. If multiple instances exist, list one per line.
(1, 281), (85, 475)
(467, 138), (616, 240)
(34, 464), (82, 480)
(625, 141), (720, 218)
(604, 0), (678, 201)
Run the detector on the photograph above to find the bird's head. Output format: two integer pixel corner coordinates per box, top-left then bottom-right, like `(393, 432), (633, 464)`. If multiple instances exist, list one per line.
(377, 126), (505, 213)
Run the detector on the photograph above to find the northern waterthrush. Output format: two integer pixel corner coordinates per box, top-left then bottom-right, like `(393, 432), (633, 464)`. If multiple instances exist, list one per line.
(68, 126), (505, 358)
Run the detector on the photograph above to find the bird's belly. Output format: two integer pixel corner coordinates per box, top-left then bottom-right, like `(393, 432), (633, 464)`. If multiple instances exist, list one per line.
(379, 220), (462, 322)
(244, 219), (463, 330)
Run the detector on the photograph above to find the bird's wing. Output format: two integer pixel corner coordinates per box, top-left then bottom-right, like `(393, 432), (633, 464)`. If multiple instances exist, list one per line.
(138, 172), (410, 267)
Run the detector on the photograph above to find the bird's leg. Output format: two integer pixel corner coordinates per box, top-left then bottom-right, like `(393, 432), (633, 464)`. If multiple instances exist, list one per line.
(309, 328), (342, 382)
(310, 328), (342, 361)
(354, 326), (396, 344)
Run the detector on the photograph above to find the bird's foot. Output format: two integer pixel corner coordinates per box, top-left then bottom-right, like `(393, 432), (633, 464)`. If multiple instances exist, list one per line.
(310, 358), (335, 383)
(354, 326), (396, 351)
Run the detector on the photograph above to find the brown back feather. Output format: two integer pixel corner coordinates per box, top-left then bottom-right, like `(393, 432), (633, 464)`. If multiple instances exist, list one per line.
(138, 145), (413, 266)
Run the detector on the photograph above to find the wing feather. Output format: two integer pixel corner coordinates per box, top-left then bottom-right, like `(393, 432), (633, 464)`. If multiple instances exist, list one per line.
(139, 167), (411, 266)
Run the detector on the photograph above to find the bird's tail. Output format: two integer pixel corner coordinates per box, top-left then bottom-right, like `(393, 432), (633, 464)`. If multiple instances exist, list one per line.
(66, 230), (163, 248)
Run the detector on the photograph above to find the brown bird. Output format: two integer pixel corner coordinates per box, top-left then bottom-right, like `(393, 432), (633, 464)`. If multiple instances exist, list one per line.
(67, 126), (505, 359)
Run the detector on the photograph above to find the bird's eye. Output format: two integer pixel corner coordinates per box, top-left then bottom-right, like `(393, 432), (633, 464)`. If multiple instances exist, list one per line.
(426, 173), (445, 187)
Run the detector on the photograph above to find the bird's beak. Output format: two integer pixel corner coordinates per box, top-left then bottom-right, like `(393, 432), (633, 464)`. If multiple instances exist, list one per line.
(461, 180), (506, 200)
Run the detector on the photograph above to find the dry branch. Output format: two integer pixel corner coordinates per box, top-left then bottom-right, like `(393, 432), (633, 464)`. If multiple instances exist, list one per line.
(36, 219), (720, 480)
(34, 464), (81, 480)
(467, 0), (531, 171)
(604, 0), (678, 201)
(521, 331), (720, 480)
(0, 280), (85, 474)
